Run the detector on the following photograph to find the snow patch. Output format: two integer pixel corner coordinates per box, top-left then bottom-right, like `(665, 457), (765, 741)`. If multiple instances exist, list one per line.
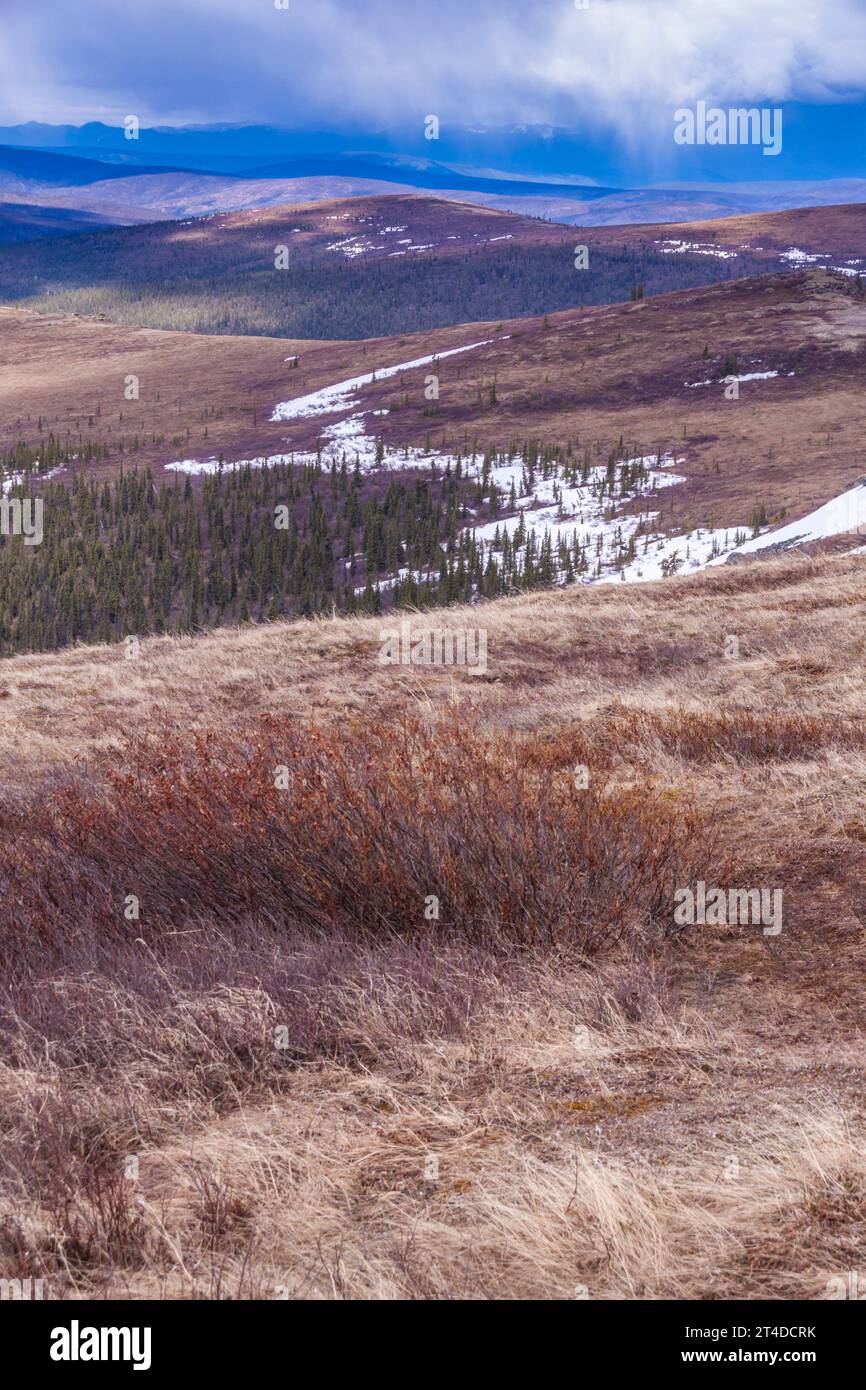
(2, 466), (65, 495)
(687, 370), (784, 389)
(656, 238), (738, 260)
(779, 247), (830, 265)
(721, 480), (866, 558)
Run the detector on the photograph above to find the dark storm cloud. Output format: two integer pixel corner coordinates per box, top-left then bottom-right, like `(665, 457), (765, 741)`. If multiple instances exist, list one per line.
(3, 0), (866, 131)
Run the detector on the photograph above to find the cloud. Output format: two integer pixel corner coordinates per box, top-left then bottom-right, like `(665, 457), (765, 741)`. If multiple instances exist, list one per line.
(2, 0), (866, 133)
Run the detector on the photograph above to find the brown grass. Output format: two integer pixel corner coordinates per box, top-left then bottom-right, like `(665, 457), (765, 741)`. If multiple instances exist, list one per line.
(526, 706), (866, 774)
(1, 547), (866, 1299)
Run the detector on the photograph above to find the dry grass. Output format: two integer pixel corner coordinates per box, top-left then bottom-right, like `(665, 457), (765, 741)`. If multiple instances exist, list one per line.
(3, 964), (862, 1300)
(0, 545), (865, 778)
(2, 547), (866, 1299)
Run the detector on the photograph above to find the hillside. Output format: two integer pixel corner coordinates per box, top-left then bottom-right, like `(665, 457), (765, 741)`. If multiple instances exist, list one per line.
(0, 193), (774, 338)
(1, 170), (431, 225)
(1, 548), (865, 1299)
(606, 200), (866, 265)
(2, 263), (866, 656)
(9, 0), (866, 1331)
(0, 143), (181, 190)
(0, 200), (126, 243)
(7, 262), (865, 506)
(1, 193), (861, 343)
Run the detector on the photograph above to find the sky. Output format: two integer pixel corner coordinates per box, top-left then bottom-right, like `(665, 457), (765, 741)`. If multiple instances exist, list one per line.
(2, 0), (866, 179)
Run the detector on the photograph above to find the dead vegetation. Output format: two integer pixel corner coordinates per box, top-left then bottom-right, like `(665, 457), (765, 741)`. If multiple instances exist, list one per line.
(1, 547), (866, 1298)
(526, 706), (866, 773)
(3, 713), (711, 957)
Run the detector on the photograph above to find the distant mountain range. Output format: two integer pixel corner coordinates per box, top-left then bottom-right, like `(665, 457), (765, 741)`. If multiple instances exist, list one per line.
(2, 111), (866, 183)
(0, 144), (186, 188)
(0, 140), (619, 200)
(0, 121), (865, 243)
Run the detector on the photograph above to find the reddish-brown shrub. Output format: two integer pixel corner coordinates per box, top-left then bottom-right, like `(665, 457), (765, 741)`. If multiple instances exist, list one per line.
(1, 712), (715, 960)
(0, 710), (722, 1287)
(526, 707), (866, 773)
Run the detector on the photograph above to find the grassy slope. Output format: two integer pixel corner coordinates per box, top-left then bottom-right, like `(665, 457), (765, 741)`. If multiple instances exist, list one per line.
(1, 549), (865, 1298)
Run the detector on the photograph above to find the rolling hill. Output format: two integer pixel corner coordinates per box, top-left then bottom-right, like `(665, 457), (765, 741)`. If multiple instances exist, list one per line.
(6, 131), (866, 236)
(607, 200), (866, 268)
(0, 200), (124, 242)
(2, 251), (866, 653)
(4, 256), (864, 525)
(0, 193), (780, 337)
(2, 176), (866, 1306)
(0, 143), (185, 189)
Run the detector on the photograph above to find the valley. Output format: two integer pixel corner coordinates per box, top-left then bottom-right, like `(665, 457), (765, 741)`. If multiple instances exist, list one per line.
(1, 91), (866, 1314)
(3, 236), (866, 658)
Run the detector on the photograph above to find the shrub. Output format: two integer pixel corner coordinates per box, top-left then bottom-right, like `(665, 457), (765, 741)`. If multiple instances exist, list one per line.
(1, 712), (714, 963)
(525, 707), (865, 772)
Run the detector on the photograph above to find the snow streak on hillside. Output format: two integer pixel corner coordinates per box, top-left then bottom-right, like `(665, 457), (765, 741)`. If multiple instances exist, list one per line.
(168, 338), (503, 476)
(656, 239), (865, 279)
(458, 454), (745, 587)
(271, 339), (502, 426)
(166, 337), (764, 590)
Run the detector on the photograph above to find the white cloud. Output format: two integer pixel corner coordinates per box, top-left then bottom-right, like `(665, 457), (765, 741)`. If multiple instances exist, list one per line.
(1, 0), (865, 131)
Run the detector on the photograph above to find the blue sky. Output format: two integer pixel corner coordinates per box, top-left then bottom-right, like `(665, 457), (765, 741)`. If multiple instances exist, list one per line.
(2, 0), (865, 182)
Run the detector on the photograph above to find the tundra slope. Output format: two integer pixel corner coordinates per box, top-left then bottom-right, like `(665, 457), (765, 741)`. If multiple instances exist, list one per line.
(0, 549), (865, 1299)
(4, 261), (866, 532)
(4, 263), (866, 630)
(163, 266), (866, 584)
